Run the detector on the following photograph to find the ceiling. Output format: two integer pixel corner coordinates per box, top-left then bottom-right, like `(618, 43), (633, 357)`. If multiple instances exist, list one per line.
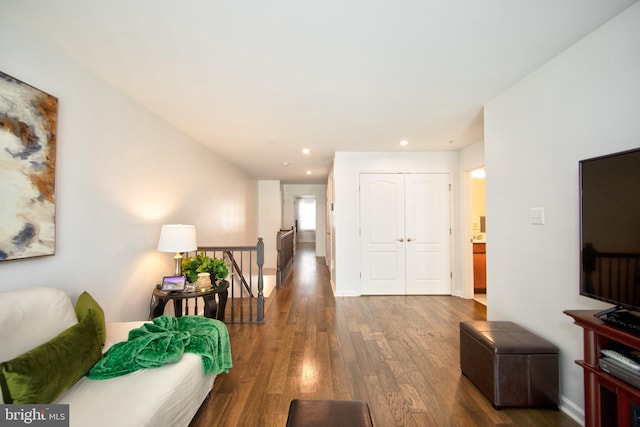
(4, 0), (638, 183)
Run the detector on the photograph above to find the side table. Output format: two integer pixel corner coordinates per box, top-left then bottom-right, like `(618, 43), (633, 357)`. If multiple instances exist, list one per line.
(150, 280), (229, 321)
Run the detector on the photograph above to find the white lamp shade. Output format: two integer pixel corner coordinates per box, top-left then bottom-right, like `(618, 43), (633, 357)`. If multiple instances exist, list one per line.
(157, 224), (197, 253)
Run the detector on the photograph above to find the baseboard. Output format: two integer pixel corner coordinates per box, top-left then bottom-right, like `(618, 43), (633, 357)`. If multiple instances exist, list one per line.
(332, 290), (360, 297)
(559, 394), (584, 426)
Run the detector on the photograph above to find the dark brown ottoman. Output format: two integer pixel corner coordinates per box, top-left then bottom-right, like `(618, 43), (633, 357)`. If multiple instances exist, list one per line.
(286, 399), (373, 427)
(459, 321), (559, 408)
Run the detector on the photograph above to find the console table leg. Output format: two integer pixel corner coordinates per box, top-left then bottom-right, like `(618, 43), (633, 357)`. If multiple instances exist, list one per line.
(202, 295), (218, 319)
(217, 290), (228, 322)
(150, 297), (169, 320)
(173, 299), (183, 317)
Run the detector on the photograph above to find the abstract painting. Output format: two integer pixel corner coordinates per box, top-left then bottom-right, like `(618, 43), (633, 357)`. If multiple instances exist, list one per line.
(0, 71), (58, 261)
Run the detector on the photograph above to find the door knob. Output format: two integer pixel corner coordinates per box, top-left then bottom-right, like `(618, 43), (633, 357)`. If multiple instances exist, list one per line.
(398, 238), (404, 242)
(407, 238), (414, 242)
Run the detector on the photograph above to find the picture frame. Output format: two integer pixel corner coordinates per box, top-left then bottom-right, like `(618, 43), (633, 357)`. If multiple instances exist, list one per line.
(0, 71), (58, 261)
(161, 275), (186, 293)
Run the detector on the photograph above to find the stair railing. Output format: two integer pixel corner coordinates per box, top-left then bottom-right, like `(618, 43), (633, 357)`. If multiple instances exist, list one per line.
(276, 228), (295, 288)
(186, 238), (264, 323)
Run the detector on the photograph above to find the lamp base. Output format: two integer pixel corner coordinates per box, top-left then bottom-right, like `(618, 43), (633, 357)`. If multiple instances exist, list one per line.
(173, 253), (183, 276)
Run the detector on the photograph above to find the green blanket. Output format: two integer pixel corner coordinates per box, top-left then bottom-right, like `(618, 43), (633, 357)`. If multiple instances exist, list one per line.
(88, 315), (232, 379)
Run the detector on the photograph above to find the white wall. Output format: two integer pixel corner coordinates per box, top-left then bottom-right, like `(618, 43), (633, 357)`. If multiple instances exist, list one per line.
(282, 184), (327, 257)
(258, 180), (281, 268)
(484, 3), (640, 422)
(0, 17), (258, 321)
(333, 151), (459, 296)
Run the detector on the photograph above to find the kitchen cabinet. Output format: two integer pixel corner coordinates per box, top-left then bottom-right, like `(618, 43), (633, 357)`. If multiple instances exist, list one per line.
(473, 243), (486, 293)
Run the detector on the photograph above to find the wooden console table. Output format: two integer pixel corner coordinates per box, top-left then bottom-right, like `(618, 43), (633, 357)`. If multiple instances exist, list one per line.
(150, 280), (228, 321)
(565, 310), (640, 427)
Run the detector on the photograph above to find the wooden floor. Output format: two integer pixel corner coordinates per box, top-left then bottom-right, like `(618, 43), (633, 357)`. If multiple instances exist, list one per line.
(190, 242), (579, 427)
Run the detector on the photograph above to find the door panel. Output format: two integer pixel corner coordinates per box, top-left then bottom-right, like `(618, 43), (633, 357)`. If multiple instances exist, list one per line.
(405, 174), (451, 294)
(360, 174), (405, 294)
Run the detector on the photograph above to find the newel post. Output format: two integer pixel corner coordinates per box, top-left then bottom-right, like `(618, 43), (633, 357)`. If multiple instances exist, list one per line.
(257, 237), (264, 322)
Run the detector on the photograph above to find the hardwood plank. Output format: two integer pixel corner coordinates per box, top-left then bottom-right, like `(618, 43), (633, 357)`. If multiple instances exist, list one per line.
(190, 242), (580, 427)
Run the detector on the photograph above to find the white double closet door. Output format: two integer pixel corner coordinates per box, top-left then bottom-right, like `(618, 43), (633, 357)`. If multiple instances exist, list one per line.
(359, 173), (451, 295)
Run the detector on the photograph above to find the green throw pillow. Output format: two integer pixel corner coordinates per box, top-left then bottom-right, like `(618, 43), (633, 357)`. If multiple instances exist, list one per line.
(75, 291), (106, 346)
(0, 315), (102, 404)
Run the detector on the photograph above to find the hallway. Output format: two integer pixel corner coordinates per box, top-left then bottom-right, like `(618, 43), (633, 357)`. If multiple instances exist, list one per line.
(190, 243), (577, 426)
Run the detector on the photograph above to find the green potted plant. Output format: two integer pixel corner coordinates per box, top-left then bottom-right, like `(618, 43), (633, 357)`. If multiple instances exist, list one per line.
(181, 253), (229, 285)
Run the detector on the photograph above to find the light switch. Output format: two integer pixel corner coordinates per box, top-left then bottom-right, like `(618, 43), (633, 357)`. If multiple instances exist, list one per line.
(530, 207), (545, 225)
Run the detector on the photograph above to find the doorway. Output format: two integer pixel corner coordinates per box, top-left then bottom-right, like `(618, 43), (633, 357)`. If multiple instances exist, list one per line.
(295, 196), (316, 243)
(470, 168), (487, 305)
(359, 173), (452, 295)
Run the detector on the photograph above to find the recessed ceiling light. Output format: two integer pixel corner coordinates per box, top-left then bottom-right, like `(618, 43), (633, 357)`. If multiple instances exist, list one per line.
(302, 148), (310, 155)
(281, 161), (290, 166)
(400, 140), (409, 146)
(306, 170), (312, 175)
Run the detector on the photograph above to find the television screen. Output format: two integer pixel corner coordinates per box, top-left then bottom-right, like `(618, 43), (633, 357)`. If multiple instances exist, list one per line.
(580, 148), (640, 311)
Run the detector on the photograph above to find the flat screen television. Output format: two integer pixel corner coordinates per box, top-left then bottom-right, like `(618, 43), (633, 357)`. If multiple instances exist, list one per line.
(579, 147), (640, 318)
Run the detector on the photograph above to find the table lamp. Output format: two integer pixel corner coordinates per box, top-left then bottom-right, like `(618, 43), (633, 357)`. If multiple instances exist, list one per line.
(157, 224), (197, 275)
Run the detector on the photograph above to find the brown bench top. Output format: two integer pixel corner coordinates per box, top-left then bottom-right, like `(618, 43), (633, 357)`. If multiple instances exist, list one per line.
(460, 320), (558, 354)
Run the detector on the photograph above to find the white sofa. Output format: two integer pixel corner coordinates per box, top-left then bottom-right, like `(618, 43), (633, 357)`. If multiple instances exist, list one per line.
(0, 287), (224, 427)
